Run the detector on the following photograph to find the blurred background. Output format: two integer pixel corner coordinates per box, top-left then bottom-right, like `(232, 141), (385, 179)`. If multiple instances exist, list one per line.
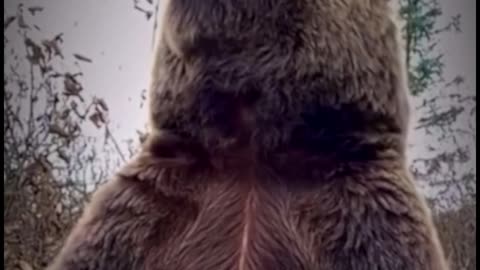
(3, 0), (476, 269)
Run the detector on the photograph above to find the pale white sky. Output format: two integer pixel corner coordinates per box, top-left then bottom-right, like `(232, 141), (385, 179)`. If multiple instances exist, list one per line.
(5, 0), (476, 195)
(6, 0), (154, 147)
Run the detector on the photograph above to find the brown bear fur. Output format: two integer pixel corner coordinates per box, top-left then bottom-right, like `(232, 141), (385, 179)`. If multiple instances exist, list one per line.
(48, 0), (449, 269)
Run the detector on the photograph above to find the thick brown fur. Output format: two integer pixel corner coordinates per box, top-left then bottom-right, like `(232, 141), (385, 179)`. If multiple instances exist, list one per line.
(48, 0), (449, 269)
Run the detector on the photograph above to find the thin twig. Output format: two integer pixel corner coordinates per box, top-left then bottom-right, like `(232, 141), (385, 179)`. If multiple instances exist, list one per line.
(105, 125), (127, 163)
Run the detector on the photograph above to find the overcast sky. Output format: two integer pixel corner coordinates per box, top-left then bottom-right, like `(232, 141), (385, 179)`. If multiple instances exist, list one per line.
(5, 0), (476, 193)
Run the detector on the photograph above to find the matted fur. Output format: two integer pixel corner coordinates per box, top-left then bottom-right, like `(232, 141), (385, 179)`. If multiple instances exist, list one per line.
(48, 0), (449, 269)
